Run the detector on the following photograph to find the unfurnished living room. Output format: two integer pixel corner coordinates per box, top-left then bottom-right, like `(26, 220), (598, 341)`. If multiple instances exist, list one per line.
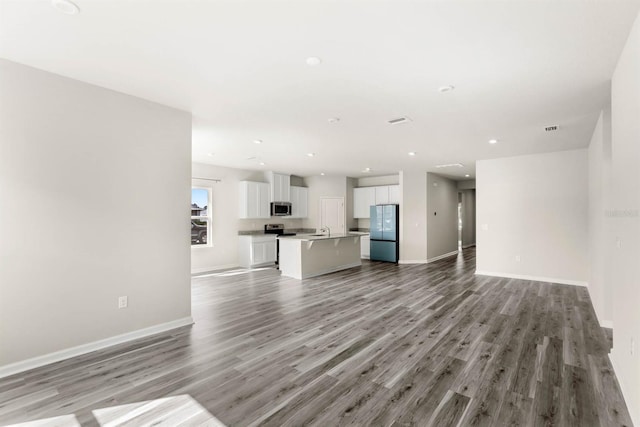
(1, 0), (640, 426)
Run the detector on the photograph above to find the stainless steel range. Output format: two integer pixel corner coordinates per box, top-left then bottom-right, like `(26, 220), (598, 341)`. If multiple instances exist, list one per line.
(264, 224), (296, 267)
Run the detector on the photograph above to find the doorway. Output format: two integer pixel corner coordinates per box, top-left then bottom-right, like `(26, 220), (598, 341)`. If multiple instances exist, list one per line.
(458, 190), (476, 249)
(457, 192), (463, 251)
(319, 197), (345, 234)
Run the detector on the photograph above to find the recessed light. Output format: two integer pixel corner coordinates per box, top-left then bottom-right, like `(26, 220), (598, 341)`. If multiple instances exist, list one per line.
(259, 162), (265, 166)
(488, 139), (498, 144)
(320, 172), (325, 176)
(465, 174), (470, 177)
(306, 57), (322, 66)
(307, 153), (315, 157)
(328, 117), (340, 123)
(51, 0), (80, 15)
(362, 167), (372, 173)
(438, 85), (455, 93)
(253, 139), (262, 144)
(408, 152), (416, 156)
(207, 152), (214, 157)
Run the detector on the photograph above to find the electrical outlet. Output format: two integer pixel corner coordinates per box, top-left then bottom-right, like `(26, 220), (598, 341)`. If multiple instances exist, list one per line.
(617, 238), (622, 249)
(118, 296), (128, 309)
(515, 255), (521, 262)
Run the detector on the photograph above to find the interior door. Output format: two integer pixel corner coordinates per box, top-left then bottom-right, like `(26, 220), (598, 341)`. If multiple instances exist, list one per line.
(319, 197), (345, 234)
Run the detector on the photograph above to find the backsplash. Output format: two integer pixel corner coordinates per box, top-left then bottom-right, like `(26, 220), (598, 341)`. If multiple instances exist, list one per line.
(237, 218), (304, 232)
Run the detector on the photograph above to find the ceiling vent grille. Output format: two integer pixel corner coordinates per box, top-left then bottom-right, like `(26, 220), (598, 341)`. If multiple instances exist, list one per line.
(388, 116), (412, 125)
(544, 125), (559, 132)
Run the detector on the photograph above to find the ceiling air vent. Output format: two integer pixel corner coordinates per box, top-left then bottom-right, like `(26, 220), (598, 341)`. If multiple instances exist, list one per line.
(435, 163), (464, 168)
(388, 116), (412, 125)
(544, 125), (559, 132)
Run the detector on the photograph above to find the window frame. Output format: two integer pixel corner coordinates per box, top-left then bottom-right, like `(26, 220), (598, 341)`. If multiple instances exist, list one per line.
(191, 186), (212, 248)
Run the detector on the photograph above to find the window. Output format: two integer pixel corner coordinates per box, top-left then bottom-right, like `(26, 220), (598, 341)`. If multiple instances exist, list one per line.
(191, 188), (211, 246)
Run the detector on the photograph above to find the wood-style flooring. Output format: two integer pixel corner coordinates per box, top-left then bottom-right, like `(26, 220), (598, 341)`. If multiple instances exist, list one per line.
(0, 248), (633, 426)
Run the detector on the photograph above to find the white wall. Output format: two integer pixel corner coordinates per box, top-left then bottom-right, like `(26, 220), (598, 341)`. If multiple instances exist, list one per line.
(476, 150), (589, 285)
(588, 110), (613, 326)
(356, 174), (399, 187)
(426, 173), (459, 260)
(461, 189), (476, 248)
(457, 179), (476, 190)
(610, 11), (640, 424)
(191, 163), (303, 273)
(346, 177), (357, 231)
(399, 171), (427, 263)
(0, 60), (192, 368)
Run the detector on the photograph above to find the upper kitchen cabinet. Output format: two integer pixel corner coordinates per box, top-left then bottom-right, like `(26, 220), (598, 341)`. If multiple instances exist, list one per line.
(388, 185), (400, 204)
(269, 172), (291, 202)
(375, 186), (389, 204)
(354, 187), (376, 218)
(290, 186), (308, 218)
(353, 185), (400, 218)
(239, 181), (270, 219)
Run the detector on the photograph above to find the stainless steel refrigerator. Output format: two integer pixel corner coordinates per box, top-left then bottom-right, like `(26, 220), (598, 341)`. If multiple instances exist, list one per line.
(370, 204), (399, 263)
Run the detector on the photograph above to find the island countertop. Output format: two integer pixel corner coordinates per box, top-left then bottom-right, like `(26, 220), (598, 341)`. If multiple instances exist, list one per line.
(278, 233), (362, 241)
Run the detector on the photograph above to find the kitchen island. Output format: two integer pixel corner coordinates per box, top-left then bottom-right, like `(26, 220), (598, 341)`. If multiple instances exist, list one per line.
(278, 234), (362, 279)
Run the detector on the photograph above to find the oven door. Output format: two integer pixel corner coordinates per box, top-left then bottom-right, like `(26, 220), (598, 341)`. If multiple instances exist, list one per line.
(271, 202), (292, 216)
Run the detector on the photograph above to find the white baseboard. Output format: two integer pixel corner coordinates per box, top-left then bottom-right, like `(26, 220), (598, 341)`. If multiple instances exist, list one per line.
(191, 264), (238, 275)
(474, 270), (588, 287)
(610, 353), (639, 427)
(0, 316), (194, 379)
(462, 244), (476, 249)
(398, 260), (428, 264)
(427, 250), (459, 263)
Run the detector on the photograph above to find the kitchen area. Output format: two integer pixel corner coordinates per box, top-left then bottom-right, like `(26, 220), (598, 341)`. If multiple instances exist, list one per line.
(233, 170), (401, 279)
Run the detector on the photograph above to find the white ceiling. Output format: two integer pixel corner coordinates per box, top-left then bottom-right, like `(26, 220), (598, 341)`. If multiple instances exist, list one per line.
(2, 0), (639, 179)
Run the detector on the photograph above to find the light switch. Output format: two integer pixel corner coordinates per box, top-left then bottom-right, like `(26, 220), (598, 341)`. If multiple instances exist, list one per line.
(482, 224), (489, 231)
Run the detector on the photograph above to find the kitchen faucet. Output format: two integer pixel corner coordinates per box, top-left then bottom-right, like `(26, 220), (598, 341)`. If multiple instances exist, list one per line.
(320, 226), (331, 237)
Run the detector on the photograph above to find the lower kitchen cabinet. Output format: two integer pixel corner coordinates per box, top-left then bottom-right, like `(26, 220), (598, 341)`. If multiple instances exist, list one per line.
(238, 235), (276, 268)
(360, 235), (370, 259)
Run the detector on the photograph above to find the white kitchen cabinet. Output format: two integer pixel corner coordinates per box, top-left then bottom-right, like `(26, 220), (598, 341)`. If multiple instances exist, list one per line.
(375, 186), (389, 204)
(360, 235), (370, 259)
(388, 185), (400, 204)
(354, 185), (400, 218)
(270, 172), (291, 202)
(238, 235), (276, 268)
(290, 186), (308, 218)
(239, 181), (270, 219)
(354, 187), (376, 218)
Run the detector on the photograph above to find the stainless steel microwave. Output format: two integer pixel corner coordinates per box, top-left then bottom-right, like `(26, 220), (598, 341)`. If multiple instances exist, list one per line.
(271, 202), (292, 216)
